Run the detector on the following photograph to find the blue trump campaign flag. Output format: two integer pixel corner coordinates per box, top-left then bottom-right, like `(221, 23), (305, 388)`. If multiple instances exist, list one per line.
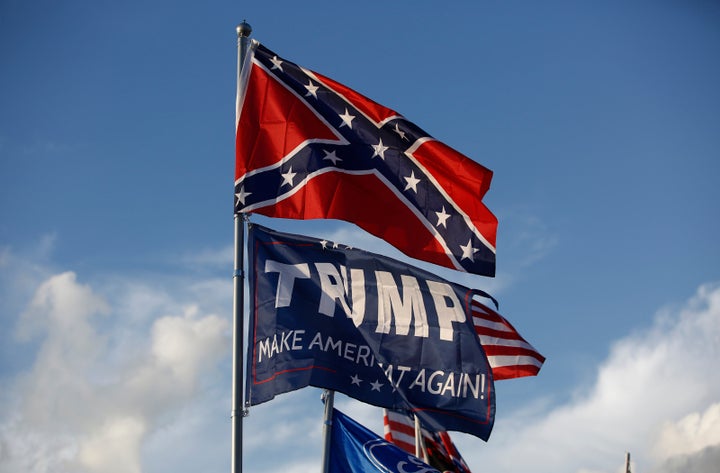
(245, 224), (495, 440)
(329, 408), (440, 473)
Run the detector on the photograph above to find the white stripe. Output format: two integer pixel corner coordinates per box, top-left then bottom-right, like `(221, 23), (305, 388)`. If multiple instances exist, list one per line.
(389, 430), (416, 447)
(473, 317), (513, 333)
(488, 355), (544, 369)
(478, 336), (536, 350)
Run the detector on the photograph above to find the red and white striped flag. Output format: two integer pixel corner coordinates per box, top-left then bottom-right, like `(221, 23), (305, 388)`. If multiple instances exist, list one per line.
(471, 296), (545, 380)
(384, 299), (543, 470)
(383, 409), (472, 473)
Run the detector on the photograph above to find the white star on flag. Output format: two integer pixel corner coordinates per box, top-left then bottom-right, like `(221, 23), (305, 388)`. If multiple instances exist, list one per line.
(281, 167), (297, 187)
(304, 80), (319, 98)
(372, 138), (389, 159)
(339, 108), (355, 128)
(270, 55), (283, 71)
(435, 206), (450, 228)
(323, 149), (341, 165)
(235, 186), (252, 206)
(403, 170), (420, 192)
(460, 239), (479, 261)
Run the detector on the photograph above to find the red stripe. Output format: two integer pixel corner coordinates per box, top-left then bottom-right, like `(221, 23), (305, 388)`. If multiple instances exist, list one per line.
(386, 420), (415, 437)
(483, 345), (546, 361)
(470, 298), (545, 380)
(492, 365), (542, 380)
(474, 325), (526, 341)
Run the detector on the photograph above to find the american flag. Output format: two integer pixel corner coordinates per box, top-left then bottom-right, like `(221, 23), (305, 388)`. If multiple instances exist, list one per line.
(471, 296), (545, 380)
(235, 42), (498, 277)
(384, 408), (472, 473)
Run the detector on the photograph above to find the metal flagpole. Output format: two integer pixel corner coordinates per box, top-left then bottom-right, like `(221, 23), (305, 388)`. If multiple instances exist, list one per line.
(624, 452), (631, 473)
(320, 390), (335, 473)
(413, 414), (429, 463)
(414, 414), (422, 458)
(232, 19), (252, 473)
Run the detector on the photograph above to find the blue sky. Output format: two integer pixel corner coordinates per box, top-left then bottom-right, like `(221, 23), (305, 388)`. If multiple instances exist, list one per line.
(1, 1), (719, 472)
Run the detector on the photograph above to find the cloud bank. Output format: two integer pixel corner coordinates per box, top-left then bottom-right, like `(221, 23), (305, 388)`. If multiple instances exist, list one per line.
(0, 268), (230, 473)
(454, 282), (720, 473)
(1, 240), (717, 473)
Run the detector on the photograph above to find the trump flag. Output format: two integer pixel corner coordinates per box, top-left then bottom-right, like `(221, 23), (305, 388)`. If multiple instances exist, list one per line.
(245, 224), (495, 440)
(236, 42), (498, 277)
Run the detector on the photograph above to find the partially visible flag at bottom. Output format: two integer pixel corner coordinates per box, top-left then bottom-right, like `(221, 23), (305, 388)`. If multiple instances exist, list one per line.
(383, 409), (472, 473)
(329, 408), (439, 473)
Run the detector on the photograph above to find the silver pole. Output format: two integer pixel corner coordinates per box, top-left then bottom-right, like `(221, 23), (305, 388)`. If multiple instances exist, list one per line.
(320, 390), (335, 473)
(231, 20), (252, 473)
(624, 452), (631, 473)
(414, 414), (422, 459)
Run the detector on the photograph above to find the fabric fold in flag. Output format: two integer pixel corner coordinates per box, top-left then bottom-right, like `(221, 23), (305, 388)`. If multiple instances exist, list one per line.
(235, 41), (498, 277)
(245, 224), (495, 440)
(330, 408), (440, 473)
(383, 408), (472, 473)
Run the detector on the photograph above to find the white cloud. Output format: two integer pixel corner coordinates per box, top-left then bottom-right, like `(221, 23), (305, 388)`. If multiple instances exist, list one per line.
(77, 416), (146, 473)
(453, 282), (720, 473)
(653, 402), (720, 461)
(2, 236), (718, 473)
(0, 268), (230, 473)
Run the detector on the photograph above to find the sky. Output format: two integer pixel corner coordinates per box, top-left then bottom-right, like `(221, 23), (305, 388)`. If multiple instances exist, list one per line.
(1, 0), (719, 472)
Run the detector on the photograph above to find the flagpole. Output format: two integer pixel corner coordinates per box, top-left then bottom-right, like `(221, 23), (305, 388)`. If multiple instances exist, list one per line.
(232, 19), (252, 473)
(320, 390), (335, 473)
(414, 414), (422, 459)
(413, 414), (430, 463)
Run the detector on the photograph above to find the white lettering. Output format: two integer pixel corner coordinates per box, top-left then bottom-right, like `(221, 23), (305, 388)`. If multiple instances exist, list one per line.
(375, 271), (429, 338)
(265, 260), (310, 308)
(462, 373), (483, 399)
(441, 372), (456, 397)
(291, 330), (305, 350)
(343, 342), (357, 362)
(308, 331), (324, 351)
(426, 281), (465, 341)
(427, 370), (445, 394)
(257, 330), (306, 362)
(258, 337), (271, 362)
(325, 336), (343, 355)
(315, 262), (349, 317)
(409, 369), (426, 392)
(314, 263), (367, 325)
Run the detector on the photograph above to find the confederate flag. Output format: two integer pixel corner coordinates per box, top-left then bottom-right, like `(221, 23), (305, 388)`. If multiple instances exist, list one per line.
(235, 42), (497, 276)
